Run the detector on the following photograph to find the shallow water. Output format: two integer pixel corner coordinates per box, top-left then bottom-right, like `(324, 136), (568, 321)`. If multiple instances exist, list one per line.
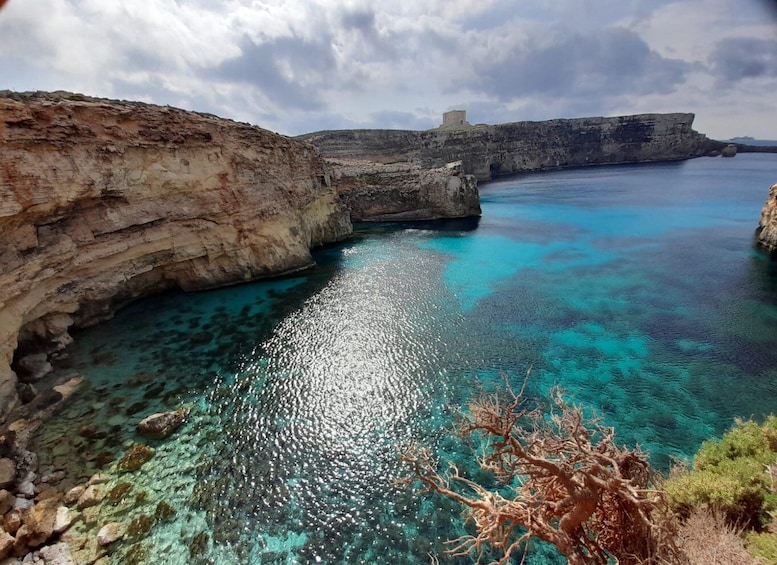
(31, 154), (777, 564)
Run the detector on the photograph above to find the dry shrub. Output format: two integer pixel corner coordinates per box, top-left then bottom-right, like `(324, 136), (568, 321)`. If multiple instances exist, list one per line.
(677, 508), (757, 565)
(401, 379), (682, 565)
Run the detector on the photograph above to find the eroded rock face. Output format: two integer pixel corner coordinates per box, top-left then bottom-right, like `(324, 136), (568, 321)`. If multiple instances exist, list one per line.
(329, 159), (480, 221)
(756, 183), (777, 252)
(0, 91), (353, 421)
(301, 113), (724, 181)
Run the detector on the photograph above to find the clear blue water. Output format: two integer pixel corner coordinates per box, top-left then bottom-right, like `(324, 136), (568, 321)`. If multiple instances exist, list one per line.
(32, 154), (777, 564)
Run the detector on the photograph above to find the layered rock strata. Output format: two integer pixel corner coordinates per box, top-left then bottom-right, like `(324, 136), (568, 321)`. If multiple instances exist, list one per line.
(756, 183), (777, 252)
(0, 91), (354, 422)
(329, 159), (480, 221)
(301, 113), (724, 181)
(0, 91), (484, 425)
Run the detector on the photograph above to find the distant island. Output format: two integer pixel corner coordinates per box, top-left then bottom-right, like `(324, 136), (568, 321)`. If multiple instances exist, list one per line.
(728, 136), (777, 147)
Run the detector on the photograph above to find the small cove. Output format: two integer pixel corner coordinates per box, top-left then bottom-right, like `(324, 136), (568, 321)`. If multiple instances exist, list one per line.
(30, 153), (777, 564)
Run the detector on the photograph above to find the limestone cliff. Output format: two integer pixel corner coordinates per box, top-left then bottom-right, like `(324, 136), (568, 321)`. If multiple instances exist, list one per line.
(329, 159), (480, 221)
(0, 92), (353, 421)
(301, 113), (724, 181)
(756, 183), (777, 252)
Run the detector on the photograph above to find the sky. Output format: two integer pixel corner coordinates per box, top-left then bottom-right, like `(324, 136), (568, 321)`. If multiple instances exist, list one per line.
(1, 0), (776, 139)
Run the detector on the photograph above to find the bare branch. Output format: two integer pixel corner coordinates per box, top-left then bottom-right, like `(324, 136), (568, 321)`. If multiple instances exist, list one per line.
(402, 378), (683, 565)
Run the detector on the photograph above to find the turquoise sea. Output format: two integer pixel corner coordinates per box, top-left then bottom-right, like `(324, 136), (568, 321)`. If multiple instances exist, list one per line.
(32, 154), (777, 563)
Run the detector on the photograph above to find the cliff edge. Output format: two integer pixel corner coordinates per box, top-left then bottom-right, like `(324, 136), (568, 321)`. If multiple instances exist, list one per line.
(329, 159), (480, 221)
(0, 92), (355, 421)
(301, 113), (724, 181)
(756, 182), (777, 252)
(0, 92), (483, 423)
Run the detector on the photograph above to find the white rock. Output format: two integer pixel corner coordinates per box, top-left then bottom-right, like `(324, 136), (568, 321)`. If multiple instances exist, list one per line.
(52, 507), (71, 534)
(76, 485), (102, 510)
(38, 542), (74, 565)
(17, 481), (35, 498)
(13, 498), (33, 512)
(86, 474), (107, 486)
(63, 486), (84, 506)
(96, 523), (123, 546)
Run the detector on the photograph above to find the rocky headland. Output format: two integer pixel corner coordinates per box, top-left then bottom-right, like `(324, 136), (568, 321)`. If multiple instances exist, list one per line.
(301, 113), (726, 181)
(756, 182), (777, 252)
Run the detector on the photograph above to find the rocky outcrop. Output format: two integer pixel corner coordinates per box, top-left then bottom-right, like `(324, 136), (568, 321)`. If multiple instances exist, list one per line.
(756, 183), (777, 252)
(0, 91), (353, 422)
(0, 91), (484, 424)
(301, 113), (725, 181)
(329, 159), (480, 221)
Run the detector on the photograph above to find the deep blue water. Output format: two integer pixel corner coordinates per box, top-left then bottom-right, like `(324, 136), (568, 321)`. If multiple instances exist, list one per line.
(32, 154), (777, 564)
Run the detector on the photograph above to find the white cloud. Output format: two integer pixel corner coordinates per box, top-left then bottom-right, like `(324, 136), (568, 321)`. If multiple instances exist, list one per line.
(0, 0), (775, 138)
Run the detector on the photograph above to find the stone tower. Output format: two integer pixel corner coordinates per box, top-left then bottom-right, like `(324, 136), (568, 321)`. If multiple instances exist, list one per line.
(441, 110), (468, 128)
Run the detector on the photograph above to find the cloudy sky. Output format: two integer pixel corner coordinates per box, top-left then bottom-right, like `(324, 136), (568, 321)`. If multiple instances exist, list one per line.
(1, 0), (776, 139)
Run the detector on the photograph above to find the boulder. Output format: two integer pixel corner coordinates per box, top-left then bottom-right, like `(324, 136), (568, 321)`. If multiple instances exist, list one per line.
(38, 542), (75, 565)
(136, 409), (187, 440)
(0, 529), (13, 560)
(0, 460), (15, 490)
(721, 143), (737, 157)
(3, 510), (21, 536)
(15, 354), (51, 384)
(75, 485), (103, 510)
(20, 498), (60, 547)
(53, 507), (71, 534)
(96, 523), (123, 546)
(39, 471), (66, 486)
(63, 486), (84, 506)
(0, 490), (15, 515)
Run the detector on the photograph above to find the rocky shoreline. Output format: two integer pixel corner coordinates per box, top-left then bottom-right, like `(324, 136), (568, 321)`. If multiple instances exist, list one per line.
(0, 91), (482, 563)
(3, 90), (775, 563)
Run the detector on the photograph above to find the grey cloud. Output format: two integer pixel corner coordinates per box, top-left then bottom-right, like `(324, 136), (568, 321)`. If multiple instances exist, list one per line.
(366, 110), (437, 130)
(122, 48), (171, 74)
(710, 37), (777, 83)
(469, 27), (690, 102)
(340, 7), (376, 33)
(211, 35), (336, 111)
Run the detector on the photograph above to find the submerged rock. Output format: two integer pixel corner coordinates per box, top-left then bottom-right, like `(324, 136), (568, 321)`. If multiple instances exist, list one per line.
(136, 409), (187, 440)
(117, 444), (154, 472)
(15, 354), (52, 383)
(76, 484), (104, 509)
(97, 522), (124, 546)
